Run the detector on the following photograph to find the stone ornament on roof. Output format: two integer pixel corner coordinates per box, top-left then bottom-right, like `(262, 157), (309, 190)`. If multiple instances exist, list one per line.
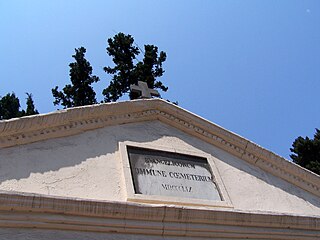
(130, 81), (161, 99)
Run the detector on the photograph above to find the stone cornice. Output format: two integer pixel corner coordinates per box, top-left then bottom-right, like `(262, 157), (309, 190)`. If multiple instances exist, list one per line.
(0, 192), (319, 239)
(0, 99), (319, 198)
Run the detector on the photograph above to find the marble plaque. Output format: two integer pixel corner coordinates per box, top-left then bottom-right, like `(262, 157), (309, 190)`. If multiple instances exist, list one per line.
(127, 147), (221, 201)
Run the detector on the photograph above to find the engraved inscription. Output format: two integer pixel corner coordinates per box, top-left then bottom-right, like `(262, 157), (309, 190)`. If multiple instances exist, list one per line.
(145, 157), (196, 168)
(134, 167), (213, 182)
(127, 147), (221, 201)
(162, 184), (192, 192)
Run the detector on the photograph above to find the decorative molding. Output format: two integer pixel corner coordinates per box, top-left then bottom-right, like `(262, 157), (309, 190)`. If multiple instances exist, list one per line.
(0, 99), (319, 198)
(0, 192), (319, 239)
(154, 106), (320, 198)
(119, 141), (233, 208)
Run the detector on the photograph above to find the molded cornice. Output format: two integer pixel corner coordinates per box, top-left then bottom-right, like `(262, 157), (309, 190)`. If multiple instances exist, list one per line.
(0, 99), (319, 197)
(0, 192), (319, 239)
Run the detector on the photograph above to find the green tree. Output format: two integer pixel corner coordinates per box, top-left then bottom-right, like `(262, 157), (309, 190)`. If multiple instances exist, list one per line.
(25, 93), (39, 116)
(0, 92), (39, 120)
(0, 93), (22, 120)
(103, 33), (167, 102)
(52, 47), (100, 108)
(290, 129), (320, 175)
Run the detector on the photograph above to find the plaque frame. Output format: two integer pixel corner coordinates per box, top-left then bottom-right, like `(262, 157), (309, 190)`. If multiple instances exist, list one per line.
(120, 141), (233, 208)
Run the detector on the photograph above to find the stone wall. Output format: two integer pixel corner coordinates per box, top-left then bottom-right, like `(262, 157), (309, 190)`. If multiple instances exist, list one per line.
(0, 120), (319, 216)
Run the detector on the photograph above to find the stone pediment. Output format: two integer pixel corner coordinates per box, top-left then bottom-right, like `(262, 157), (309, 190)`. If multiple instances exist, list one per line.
(0, 98), (319, 200)
(1, 99), (320, 239)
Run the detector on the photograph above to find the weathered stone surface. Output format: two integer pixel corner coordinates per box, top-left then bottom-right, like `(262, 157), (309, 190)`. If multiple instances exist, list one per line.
(128, 147), (221, 201)
(0, 99), (318, 199)
(0, 120), (319, 216)
(0, 99), (320, 239)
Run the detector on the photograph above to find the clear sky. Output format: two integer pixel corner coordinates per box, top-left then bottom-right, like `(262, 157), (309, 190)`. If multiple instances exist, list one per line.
(1, 0), (319, 159)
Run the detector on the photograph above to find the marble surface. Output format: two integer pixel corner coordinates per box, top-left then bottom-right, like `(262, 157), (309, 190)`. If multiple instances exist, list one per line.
(128, 147), (221, 201)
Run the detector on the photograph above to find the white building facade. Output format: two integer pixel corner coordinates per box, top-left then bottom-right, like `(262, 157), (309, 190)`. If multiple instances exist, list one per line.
(0, 99), (319, 239)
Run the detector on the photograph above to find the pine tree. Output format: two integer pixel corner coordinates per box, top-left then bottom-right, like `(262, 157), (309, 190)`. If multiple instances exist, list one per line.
(0, 93), (23, 120)
(52, 47), (100, 108)
(0, 92), (39, 120)
(25, 93), (39, 116)
(103, 33), (167, 102)
(290, 129), (320, 175)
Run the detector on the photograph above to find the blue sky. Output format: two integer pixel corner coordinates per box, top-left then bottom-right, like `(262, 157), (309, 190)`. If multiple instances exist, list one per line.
(0, 0), (319, 159)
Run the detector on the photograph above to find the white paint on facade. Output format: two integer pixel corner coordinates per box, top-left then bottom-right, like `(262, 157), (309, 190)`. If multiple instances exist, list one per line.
(0, 99), (319, 239)
(0, 120), (319, 216)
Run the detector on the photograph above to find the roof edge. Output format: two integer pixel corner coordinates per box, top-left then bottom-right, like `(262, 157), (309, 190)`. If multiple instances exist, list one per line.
(0, 192), (319, 239)
(0, 99), (319, 197)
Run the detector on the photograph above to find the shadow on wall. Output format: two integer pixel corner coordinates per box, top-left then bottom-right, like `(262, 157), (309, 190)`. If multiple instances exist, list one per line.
(0, 120), (319, 210)
(0, 121), (169, 184)
(166, 125), (320, 211)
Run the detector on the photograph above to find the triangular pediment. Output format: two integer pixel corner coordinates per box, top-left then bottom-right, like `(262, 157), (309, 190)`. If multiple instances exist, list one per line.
(0, 99), (319, 216)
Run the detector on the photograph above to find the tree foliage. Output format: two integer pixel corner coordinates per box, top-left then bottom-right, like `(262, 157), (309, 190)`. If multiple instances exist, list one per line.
(0, 93), (22, 120)
(52, 47), (100, 108)
(25, 93), (39, 116)
(290, 129), (320, 175)
(103, 33), (167, 102)
(0, 92), (38, 120)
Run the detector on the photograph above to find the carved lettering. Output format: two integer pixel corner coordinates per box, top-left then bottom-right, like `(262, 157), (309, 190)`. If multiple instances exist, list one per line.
(134, 167), (213, 183)
(128, 147), (221, 201)
(162, 184), (192, 193)
(135, 168), (167, 177)
(168, 171), (213, 182)
(145, 157), (195, 169)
